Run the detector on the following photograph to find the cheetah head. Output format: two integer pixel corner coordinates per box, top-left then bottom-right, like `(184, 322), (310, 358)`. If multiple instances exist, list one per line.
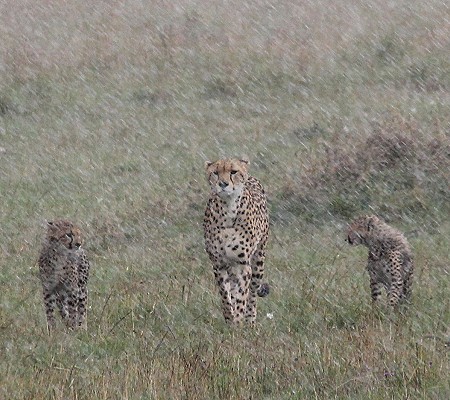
(346, 215), (380, 245)
(205, 157), (249, 199)
(47, 220), (83, 250)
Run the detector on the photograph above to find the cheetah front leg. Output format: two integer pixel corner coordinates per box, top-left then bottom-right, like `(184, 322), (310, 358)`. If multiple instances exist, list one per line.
(245, 244), (266, 324)
(42, 289), (57, 332)
(65, 287), (79, 329)
(368, 276), (384, 307)
(368, 261), (383, 304)
(214, 267), (235, 324)
(56, 290), (70, 323)
(229, 262), (252, 324)
(215, 263), (252, 325)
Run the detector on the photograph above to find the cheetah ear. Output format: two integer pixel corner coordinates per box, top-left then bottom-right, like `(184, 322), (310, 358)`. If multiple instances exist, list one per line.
(239, 154), (250, 165)
(47, 221), (54, 226)
(204, 161), (213, 169)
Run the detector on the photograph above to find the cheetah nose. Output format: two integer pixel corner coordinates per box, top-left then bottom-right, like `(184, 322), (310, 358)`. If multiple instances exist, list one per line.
(219, 181), (228, 189)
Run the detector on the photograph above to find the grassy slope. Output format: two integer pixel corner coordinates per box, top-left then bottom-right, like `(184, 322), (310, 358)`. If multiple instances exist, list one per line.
(0, 1), (449, 399)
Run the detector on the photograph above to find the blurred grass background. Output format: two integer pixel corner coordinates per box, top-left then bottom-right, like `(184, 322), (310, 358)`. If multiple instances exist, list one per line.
(0, 0), (449, 398)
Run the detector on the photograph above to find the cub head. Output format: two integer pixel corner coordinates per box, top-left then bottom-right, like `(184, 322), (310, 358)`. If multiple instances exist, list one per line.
(205, 157), (249, 199)
(47, 219), (83, 250)
(346, 215), (379, 245)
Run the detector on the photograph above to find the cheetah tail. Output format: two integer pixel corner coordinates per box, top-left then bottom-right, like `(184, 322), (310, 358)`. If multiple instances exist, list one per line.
(257, 282), (270, 297)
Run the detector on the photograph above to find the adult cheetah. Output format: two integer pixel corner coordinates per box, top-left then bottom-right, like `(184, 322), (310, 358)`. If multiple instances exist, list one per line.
(38, 220), (90, 331)
(347, 215), (414, 307)
(204, 157), (269, 325)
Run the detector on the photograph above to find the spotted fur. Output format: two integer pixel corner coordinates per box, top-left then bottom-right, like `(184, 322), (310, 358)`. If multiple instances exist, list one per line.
(38, 220), (90, 332)
(347, 215), (414, 307)
(204, 158), (269, 325)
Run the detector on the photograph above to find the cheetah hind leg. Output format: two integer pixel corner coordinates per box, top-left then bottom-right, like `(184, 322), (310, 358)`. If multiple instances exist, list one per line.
(77, 286), (88, 329)
(401, 281), (412, 303)
(401, 261), (414, 304)
(388, 265), (404, 308)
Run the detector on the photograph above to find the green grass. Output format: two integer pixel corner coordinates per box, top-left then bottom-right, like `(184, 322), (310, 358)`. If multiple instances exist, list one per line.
(1, 1), (449, 399)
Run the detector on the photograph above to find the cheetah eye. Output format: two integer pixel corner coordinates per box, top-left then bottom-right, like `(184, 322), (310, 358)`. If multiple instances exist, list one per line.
(230, 170), (238, 175)
(212, 171), (219, 176)
(66, 233), (73, 239)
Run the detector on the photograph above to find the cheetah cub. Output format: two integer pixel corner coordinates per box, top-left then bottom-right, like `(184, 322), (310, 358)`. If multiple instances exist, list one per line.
(38, 220), (90, 332)
(204, 157), (270, 325)
(347, 215), (414, 307)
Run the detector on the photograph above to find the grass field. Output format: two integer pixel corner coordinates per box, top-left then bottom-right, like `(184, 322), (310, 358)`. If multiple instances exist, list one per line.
(1, 1), (449, 399)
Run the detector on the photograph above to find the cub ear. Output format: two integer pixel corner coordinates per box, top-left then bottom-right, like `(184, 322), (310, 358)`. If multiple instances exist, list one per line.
(204, 161), (213, 169)
(367, 217), (375, 231)
(47, 221), (54, 226)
